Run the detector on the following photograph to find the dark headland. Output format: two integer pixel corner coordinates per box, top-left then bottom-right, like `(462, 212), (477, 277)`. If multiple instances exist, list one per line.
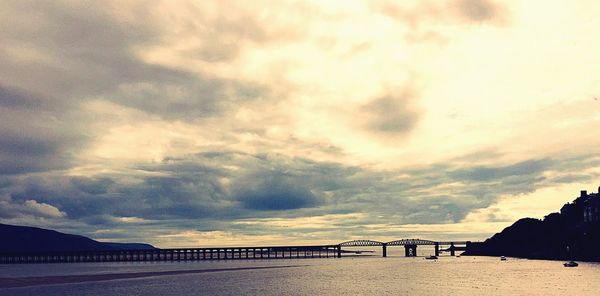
(464, 185), (600, 261)
(0, 223), (155, 253)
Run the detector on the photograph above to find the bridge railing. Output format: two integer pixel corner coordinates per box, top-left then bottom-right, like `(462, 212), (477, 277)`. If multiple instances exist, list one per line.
(339, 240), (384, 247)
(385, 239), (437, 246)
(0, 245), (342, 264)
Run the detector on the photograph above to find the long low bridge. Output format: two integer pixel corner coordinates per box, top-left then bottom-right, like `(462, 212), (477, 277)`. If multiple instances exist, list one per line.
(0, 239), (470, 264)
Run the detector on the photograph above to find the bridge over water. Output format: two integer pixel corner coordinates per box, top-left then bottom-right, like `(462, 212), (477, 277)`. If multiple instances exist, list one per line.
(339, 239), (469, 257)
(0, 239), (471, 264)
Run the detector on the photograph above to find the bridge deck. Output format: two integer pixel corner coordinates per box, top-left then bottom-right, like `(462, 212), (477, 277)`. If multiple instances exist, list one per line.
(0, 240), (473, 264)
(0, 245), (340, 264)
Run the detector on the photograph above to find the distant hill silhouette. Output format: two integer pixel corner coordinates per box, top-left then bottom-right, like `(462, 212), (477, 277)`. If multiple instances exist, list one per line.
(0, 223), (156, 253)
(103, 242), (156, 250)
(465, 187), (600, 261)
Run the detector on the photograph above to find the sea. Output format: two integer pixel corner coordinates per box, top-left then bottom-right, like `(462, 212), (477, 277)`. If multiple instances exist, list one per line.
(1, 251), (599, 295)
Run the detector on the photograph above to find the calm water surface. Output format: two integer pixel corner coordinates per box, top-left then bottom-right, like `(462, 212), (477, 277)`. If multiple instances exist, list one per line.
(1, 256), (599, 295)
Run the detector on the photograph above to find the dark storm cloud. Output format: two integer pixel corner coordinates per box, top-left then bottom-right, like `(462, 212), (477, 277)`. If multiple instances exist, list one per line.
(0, 152), (343, 224)
(0, 1), (161, 98)
(69, 177), (115, 196)
(9, 163), (229, 222)
(450, 159), (552, 182)
(548, 174), (593, 184)
(0, 1), (271, 121)
(1, 150), (599, 241)
(0, 133), (63, 175)
(232, 172), (321, 211)
(111, 77), (269, 120)
(0, 85), (62, 110)
(0, 0), (278, 177)
(363, 94), (420, 134)
(0, 85), (86, 174)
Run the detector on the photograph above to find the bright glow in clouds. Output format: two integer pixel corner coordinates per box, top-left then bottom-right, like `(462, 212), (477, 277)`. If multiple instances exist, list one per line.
(0, 0), (599, 247)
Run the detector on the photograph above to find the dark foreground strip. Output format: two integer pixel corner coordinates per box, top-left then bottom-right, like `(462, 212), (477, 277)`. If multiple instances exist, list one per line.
(0, 265), (307, 288)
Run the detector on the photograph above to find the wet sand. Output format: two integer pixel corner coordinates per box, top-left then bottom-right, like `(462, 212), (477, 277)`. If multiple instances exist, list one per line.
(0, 265), (306, 288)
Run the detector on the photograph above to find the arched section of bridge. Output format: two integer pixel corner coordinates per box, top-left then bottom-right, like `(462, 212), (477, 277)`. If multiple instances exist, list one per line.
(339, 240), (384, 247)
(385, 239), (436, 246)
(339, 240), (387, 257)
(337, 239), (470, 258)
(385, 239), (439, 257)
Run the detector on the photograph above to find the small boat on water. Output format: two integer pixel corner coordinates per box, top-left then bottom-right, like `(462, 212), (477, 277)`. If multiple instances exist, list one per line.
(563, 261), (578, 267)
(425, 255), (438, 260)
(500, 256), (507, 261)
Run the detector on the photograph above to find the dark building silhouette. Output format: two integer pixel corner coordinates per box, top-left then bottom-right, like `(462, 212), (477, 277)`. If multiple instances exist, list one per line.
(582, 187), (600, 223)
(559, 187), (600, 224)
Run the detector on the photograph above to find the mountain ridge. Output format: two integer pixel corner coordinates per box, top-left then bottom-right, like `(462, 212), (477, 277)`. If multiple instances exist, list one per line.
(0, 223), (156, 253)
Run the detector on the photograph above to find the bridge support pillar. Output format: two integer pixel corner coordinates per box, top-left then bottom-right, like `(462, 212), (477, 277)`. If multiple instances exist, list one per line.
(404, 244), (417, 257)
(337, 245), (342, 258)
(382, 243), (387, 257)
(434, 242), (440, 257)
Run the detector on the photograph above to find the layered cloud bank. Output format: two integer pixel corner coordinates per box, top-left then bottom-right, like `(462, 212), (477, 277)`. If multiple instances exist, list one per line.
(1, 0), (599, 246)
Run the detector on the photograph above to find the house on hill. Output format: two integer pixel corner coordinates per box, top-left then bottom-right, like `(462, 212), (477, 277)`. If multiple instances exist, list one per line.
(560, 187), (600, 224)
(582, 188), (600, 223)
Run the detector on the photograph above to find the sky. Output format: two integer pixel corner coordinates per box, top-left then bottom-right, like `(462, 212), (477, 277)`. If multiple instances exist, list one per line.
(0, 0), (599, 247)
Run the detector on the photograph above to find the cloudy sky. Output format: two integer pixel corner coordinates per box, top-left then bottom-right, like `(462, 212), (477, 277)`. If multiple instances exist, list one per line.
(1, 0), (599, 247)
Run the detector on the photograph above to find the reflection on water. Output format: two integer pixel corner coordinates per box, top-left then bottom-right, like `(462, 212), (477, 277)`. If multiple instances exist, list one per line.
(1, 255), (599, 296)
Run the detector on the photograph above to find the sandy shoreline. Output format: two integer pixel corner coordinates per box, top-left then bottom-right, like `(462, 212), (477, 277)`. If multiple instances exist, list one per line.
(0, 265), (306, 288)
